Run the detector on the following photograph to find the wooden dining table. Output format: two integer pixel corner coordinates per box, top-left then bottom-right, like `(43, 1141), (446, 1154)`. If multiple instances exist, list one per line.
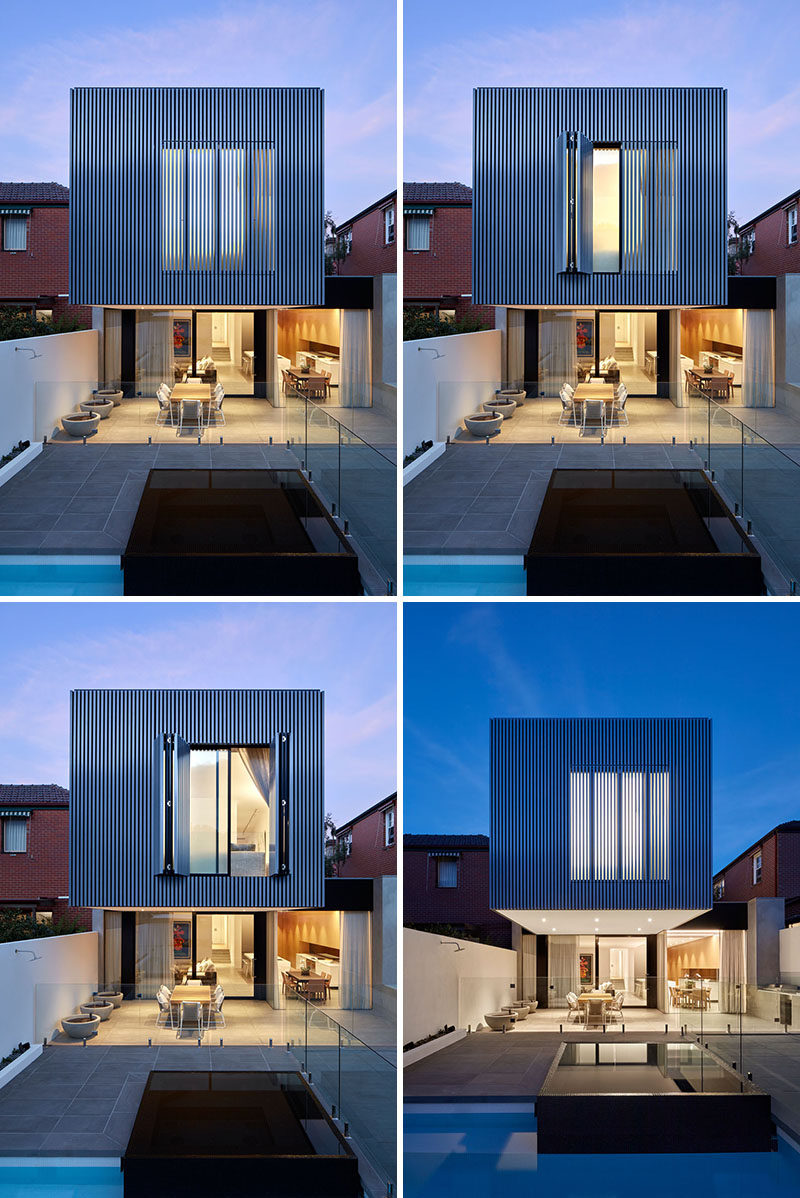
(288, 369), (327, 386)
(170, 983), (213, 1007)
(170, 382), (213, 403)
(688, 369), (731, 400)
(573, 382), (616, 404)
(287, 969), (327, 999)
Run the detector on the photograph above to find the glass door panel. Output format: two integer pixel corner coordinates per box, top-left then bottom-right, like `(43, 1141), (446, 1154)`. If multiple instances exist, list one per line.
(196, 913), (254, 997)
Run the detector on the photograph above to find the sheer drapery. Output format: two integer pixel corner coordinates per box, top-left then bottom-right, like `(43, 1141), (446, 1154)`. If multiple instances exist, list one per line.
(669, 309), (684, 407)
(237, 746), (273, 873)
(656, 931), (669, 1011)
(406, 217), (430, 251)
(506, 308), (525, 389)
(104, 310), (122, 389)
(742, 310), (775, 408)
(549, 935), (579, 1007)
(339, 309), (372, 407)
(104, 911), (122, 990)
(135, 310), (174, 396)
(266, 308), (280, 407)
(339, 911), (372, 1009)
(719, 929), (746, 1013)
(538, 310), (576, 397)
(135, 912), (173, 995)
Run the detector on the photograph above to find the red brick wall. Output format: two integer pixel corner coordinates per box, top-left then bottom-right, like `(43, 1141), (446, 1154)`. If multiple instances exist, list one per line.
(337, 203), (397, 277)
(403, 847), (511, 947)
(403, 205), (495, 328)
(715, 830), (782, 901)
(0, 206), (91, 327)
(0, 808), (92, 928)
(740, 205), (800, 277)
(337, 803), (396, 878)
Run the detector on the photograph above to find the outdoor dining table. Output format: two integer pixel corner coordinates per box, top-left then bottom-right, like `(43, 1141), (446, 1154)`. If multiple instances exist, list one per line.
(573, 382), (616, 405)
(675, 985), (713, 1010)
(170, 382), (213, 403)
(170, 984), (213, 1008)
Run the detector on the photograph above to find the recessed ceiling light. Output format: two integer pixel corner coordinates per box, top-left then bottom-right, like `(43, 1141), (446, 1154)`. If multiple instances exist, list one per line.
(647, 918), (652, 922)
(552, 927), (556, 931)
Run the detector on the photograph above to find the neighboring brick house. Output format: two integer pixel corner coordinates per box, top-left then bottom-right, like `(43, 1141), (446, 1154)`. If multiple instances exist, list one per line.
(713, 821), (800, 923)
(738, 189), (800, 277)
(330, 794), (397, 878)
(403, 183), (494, 327)
(333, 191), (397, 277)
(0, 784), (91, 927)
(0, 183), (91, 326)
(403, 833), (512, 947)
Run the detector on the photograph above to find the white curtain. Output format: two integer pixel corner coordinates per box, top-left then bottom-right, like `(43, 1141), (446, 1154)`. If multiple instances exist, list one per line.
(548, 935), (579, 1007)
(669, 309), (684, 408)
(742, 310), (775, 407)
(3, 818), (27, 852)
(135, 913), (173, 996)
(719, 930), (747, 1013)
(104, 310), (122, 389)
(237, 747), (273, 873)
(104, 911), (122, 990)
(339, 309), (372, 408)
(656, 931), (669, 1011)
(538, 310), (576, 397)
(266, 308), (280, 407)
(135, 310), (174, 396)
(406, 216), (430, 251)
(339, 911), (372, 1009)
(506, 308), (525, 389)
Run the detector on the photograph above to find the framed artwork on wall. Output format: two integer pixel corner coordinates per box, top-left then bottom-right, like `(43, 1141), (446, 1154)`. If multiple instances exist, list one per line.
(579, 953), (594, 983)
(173, 319), (191, 358)
(576, 319), (594, 358)
(173, 919), (191, 960)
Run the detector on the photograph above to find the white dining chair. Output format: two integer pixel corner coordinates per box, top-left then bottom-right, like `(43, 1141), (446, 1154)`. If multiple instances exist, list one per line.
(178, 398), (204, 437)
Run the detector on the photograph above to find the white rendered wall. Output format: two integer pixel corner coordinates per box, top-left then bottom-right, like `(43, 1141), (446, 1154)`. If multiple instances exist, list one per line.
(403, 329), (502, 459)
(780, 925), (800, 986)
(0, 330), (100, 447)
(403, 927), (518, 1046)
(0, 932), (99, 1056)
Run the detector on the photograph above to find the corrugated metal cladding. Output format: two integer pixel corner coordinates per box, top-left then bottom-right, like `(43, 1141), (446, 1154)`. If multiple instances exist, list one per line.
(473, 87), (727, 307)
(70, 88), (324, 307)
(69, 690), (324, 910)
(490, 718), (711, 912)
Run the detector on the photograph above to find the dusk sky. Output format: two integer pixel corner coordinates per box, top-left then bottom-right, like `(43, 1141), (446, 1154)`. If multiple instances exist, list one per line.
(0, 601), (396, 827)
(404, 602), (799, 872)
(0, 0), (396, 224)
(405, 0), (798, 223)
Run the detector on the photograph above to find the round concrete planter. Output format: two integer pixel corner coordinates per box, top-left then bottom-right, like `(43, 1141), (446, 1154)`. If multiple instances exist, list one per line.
(79, 1001), (113, 1021)
(498, 388), (526, 405)
(483, 398), (516, 419)
(61, 412), (100, 438)
(464, 411), (503, 437)
(96, 389), (123, 406)
(524, 998), (539, 1012)
(509, 1003), (530, 1019)
(484, 1012), (513, 1032)
(93, 991), (123, 1008)
(79, 399), (114, 419)
(61, 1014), (100, 1040)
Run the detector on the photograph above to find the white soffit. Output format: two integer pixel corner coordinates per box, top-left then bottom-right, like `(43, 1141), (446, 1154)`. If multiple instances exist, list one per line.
(495, 909), (708, 935)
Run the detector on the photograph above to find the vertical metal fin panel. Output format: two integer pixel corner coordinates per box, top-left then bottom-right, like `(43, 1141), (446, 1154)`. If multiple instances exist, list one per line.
(70, 87), (324, 307)
(490, 717), (711, 912)
(69, 689), (324, 910)
(473, 87), (726, 306)
(576, 132), (593, 273)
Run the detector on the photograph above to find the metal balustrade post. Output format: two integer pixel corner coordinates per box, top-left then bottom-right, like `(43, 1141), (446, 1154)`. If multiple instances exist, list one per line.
(338, 1023), (342, 1120)
(304, 996), (308, 1074)
(740, 420), (745, 519)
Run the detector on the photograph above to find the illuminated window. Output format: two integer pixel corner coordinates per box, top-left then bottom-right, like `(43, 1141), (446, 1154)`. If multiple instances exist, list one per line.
(788, 207), (797, 246)
(753, 852), (762, 884)
(384, 205), (395, 245)
(592, 148), (620, 272)
(384, 807), (395, 847)
(569, 768), (670, 882)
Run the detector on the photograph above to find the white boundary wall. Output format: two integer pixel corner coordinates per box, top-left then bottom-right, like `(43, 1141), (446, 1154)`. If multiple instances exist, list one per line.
(403, 928), (517, 1045)
(403, 329), (502, 459)
(0, 932), (99, 1055)
(0, 330), (100, 446)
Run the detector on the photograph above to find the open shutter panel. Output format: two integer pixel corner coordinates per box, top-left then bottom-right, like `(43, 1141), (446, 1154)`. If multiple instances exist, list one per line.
(274, 732), (290, 874)
(555, 132), (570, 273)
(576, 133), (594, 273)
(173, 734), (191, 875)
(154, 732), (191, 875)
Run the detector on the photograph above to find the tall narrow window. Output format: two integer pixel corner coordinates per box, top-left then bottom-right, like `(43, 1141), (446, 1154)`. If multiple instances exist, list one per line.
(594, 771), (618, 880)
(384, 808), (395, 847)
(162, 148), (184, 270)
(220, 148), (247, 271)
(788, 207), (798, 246)
(187, 148), (216, 271)
(752, 852), (762, 884)
(569, 770), (592, 881)
(384, 205), (395, 245)
(592, 148), (620, 272)
(620, 772), (645, 880)
(649, 770), (670, 880)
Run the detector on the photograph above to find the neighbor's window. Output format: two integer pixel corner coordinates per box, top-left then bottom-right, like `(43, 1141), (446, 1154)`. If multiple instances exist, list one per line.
(3, 217), (27, 252)
(753, 851), (762, 885)
(592, 148), (620, 272)
(384, 205), (395, 245)
(35, 309), (53, 323)
(384, 808), (395, 847)
(405, 215), (430, 251)
(339, 229), (352, 256)
(339, 830), (352, 857)
(436, 857), (458, 888)
(188, 747), (273, 876)
(713, 879), (725, 900)
(3, 818), (28, 854)
(788, 207), (798, 246)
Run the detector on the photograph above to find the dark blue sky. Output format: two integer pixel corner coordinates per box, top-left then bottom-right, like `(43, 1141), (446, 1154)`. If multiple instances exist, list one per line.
(404, 602), (799, 871)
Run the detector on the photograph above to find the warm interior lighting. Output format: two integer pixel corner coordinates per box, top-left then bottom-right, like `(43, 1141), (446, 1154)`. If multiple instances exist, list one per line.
(592, 148), (620, 272)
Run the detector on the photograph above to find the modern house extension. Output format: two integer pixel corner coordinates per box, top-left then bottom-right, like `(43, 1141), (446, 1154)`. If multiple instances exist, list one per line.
(70, 689), (376, 1010)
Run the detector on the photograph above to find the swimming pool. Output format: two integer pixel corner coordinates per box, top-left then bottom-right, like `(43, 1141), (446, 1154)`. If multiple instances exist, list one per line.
(0, 557), (123, 596)
(0, 1162), (121, 1196)
(404, 1103), (800, 1198)
(403, 556), (525, 596)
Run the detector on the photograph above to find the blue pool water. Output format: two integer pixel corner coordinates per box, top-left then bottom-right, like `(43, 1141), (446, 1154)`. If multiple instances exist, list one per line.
(404, 1104), (800, 1198)
(0, 557), (122, 596)
(0, 1165), (121, 1196)
(403, 556), (526, 596)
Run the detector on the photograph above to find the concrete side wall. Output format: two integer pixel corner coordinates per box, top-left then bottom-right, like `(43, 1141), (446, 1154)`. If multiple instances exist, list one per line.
(775, 274), (800, 419)
(0, 931), (99, 1055)
(780, 925), (800, 986)
(402, 328), (502, 457)
(372, 875), (397, 1018)
(403, 927), (517, 1044)
(747, 897), (785, 987)
(0, 329), (100, 447)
